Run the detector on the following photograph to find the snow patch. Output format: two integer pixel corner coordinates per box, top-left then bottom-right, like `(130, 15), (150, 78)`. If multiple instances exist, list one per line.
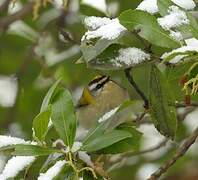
(112, 48), (150, 67)
(0, 76), (18, 107)
(136, 0), (158, 14)
(0, 156), (35, 179)
(98, 106), (119, 123)
(71, 142), (82, 153)
(0, 135), (28, 148)
(84, 16), (112, 30)
(157, 6), (189, 30)
(38, 160), (66, 180)
(82, 18), (126, 41)
(171, 0), (196, 10)
(161, 42), (198, 64)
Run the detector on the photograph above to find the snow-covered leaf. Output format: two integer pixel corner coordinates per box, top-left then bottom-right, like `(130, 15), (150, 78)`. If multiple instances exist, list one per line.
(0, 135), (29, 149)
(136, 0), (158, 14)
(0, 156), (36, 179)
(82, 100), (134, 146)
(38, 160), (67, 180)
(81, 17), (127, 64)
(119, 10), (180, 48)
(86, 44), (150, 70)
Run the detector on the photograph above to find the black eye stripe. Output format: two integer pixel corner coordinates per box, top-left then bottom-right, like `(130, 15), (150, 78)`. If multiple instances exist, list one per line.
(91, 76), (110, 91)
(88, 75), (107, 86)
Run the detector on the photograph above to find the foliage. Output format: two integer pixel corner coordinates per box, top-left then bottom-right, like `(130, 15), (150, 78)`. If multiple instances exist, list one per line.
(0, 0), (198, 179)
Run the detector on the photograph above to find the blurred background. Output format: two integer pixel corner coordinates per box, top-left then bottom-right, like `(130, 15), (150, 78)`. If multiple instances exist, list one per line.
(0, 0), (198, 179)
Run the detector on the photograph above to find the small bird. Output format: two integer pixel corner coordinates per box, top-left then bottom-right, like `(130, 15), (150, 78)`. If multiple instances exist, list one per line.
(76, 75), (130, 129)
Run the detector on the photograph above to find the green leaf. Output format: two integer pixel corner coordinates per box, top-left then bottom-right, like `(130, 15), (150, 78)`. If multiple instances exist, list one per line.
(33, 106), (51, 142)
(119, 10), (180, 48)
(40, 78), (61, 112)
(82, 100), (134, 145)
(81, 37), (119, 63)
(149, 65), (177, 138)
(157, 0), (174, 16)
(51, 88), (77, 147)
(12, 144), (60, 156)
(163, 51), (198, 62)
(99, 125), (142, 154)
(81, 130), (132, 152)
(186, 12), (198, 39)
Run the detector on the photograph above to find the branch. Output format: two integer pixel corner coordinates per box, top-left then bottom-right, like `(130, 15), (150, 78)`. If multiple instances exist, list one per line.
(110, 139), (168, 165)
(131, 30), (152, 53)
(126, 139), (168, 157)
(148, 126), (198, 180)
(124, 68), (149, 109)
(174, 101), (198, 108)
(0, 2), (34, 30)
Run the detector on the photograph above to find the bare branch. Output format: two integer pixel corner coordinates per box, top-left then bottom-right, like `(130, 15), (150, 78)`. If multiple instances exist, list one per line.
(148, 126), (198, 180)
(174, 101), (198, 108)
(0, 2), (34, 30)
(124, 68), (149, 109)
(126, 139), (168, 157)
(110, 139), (168, 165)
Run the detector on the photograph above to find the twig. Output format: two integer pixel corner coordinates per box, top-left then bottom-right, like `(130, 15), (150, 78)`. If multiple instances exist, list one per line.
(0, 2), (34, 30)
(131, 30), (152, 53)
(125, 139), (168, 157)
(148, 126), (198, 180)
(174, 101), (198, 108)
(124, 68), (149, 109)
(110, 139), (168, 165)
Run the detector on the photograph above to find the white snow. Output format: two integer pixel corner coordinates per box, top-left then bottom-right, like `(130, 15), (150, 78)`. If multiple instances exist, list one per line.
(185, 38), (198, 47)
(84, 16), (112, 30)
(136, 163), (158, 180)
(82, 18), (126, 41)
(81, 0), (107, 13)
(171, 0), (196, 10)
(162, 38), (198, 64)
(0, 76), (18, 107)
(78, 151), (94, 167)
(0, 154), (7, 173)
(98, 106), (119, 123)
(0, 135), (28, 148)
(157, 6), (189, 31)
(8, 1), (22, 14)
(112, 47), (150, 67)
(38, 160), (66, 180)
(71, 142), (82, 152)
(8, 20), (39, 42)
(136, 0), (158, 14)
(136, 0), (196, 14)
(75, 127), (88, 141)
(0, 156), (36, 180)
(169, 30), (183, 41)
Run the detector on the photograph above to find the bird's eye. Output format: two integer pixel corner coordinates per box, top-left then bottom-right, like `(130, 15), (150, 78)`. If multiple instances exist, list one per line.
(96, 83), (103, 90)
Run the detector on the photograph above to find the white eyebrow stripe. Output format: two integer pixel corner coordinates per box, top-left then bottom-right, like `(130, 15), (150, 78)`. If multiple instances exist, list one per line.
(88, 76), (109, 91)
